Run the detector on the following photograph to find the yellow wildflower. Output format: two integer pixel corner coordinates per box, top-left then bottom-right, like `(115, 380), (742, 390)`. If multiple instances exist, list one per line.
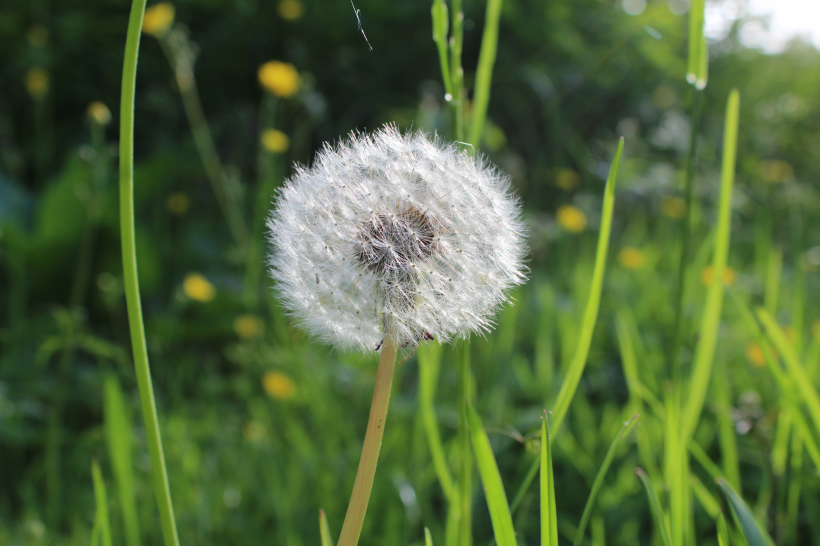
(745, 342), (766, 367)
(167, 192), (190, 214)
(700, 265), (736, 287)
(25, 68), (48, 100)
(183, 273), (216, 302)
(87, 102), (112, 126)
(242, 420), (265, 443)
(262, 371), (296, 400)
(760, 160), (793, 183)
(555, 168), (579, 190)
(618, 247), (645, 270)
(261, 129), (290, 153)
(556, 205), (587, 233)
(661, 196), (687, 220)
(234, 314), (264, 339)
(142, 3), (175, 37)
(278, 0), (304, 20)
(258, 61), (300, 98)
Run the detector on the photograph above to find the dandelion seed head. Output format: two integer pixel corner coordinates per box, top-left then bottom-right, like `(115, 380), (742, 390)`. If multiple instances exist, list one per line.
(268, 125), (527, 351)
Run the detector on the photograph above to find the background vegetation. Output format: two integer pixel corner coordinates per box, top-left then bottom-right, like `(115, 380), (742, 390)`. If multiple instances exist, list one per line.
(1, 0), (819, 544)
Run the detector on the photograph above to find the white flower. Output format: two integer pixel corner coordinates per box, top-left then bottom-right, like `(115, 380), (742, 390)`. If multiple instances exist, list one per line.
(268, 125), (527, 351)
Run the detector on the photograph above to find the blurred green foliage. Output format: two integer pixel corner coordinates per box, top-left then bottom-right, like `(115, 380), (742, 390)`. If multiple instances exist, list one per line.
(1, 0), (820, 544)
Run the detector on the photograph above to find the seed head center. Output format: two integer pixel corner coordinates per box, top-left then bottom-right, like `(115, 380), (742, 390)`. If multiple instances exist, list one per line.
(355, 207), (437, 275)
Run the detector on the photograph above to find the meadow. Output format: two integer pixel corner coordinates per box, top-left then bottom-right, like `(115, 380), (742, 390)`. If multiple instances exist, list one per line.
(1, 0), (819, 545)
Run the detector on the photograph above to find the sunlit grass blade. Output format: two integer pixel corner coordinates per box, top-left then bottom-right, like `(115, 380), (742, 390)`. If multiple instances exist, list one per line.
(418, 342), (456, 503)
(757, 307), (820, 437)
(104, 376), (141, 546)
(696, 35), (709, 90)
(467, 0), (503, 149)
(635, 468), (672, 546)
(686, 0), (706, 84)
(431, 0), (452, 96)
(541, 414), (558, 546)
(551, 137), (624, 436)
(466, 404), (517, 546)
(319, 509), (335, 546)
(681, 89), (740, 444)
(425, 527), (434, 546)
(716, 478), (774, 546)
(714, 370), (740, 490)
(573, 415), (639, 546)
(716, 510), (730, 546)
(91, 461), (113, 546)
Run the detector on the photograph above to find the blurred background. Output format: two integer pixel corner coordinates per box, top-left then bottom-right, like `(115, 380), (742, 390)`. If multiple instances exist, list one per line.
(1, 0), (819, 544)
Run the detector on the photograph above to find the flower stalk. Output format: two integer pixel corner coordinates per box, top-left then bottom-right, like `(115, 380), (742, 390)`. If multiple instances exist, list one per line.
(119, 1), (180, 545)
(337, 335), (399, 546)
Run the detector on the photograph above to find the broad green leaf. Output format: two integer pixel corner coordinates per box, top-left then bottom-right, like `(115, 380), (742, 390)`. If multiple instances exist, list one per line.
(573, 415), (639, 546)
(636, 468), (672, 546)
(716, 478), (774, 546)
(467, 404), (517, 546)
(541, 415), (558, 546)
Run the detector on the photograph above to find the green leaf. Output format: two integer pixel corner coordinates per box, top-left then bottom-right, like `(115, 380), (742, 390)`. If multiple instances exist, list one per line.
(91, 461), (113, 546)
(573, 415), (639, 546)
(425, 527), (434, 546)
(467, 0), (503, 149)
(716, 510), (731, 546)
(686, 0), (706, 84)
(716, 478), (774, 546)
(418, 342), (456, 503)
(319, 509), (335, 546)
(466, 404), (517, 546)
(431, 0), (452, 96)
(551, 137), (624, 436)
(635, 468), (672, 546)
(540, 414), (558, 546)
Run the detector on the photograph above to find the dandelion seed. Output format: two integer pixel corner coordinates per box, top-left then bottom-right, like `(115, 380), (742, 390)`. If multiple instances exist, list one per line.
(268, 125), (527, 351)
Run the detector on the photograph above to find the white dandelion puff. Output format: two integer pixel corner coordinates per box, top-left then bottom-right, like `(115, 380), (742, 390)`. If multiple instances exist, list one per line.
(268, 125), (527, 351)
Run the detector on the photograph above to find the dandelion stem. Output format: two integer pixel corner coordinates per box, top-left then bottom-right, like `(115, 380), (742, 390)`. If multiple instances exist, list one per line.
(337, 335), (399, 546)
(119, 1), (180, 545)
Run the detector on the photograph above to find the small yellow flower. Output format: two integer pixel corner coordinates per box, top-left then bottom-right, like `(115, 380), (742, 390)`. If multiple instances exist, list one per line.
(234, 314), (264, 339)
(262, 371), (296, 400)
(745, 342), (766, 367)
(167, 192), (190, 214)
(278, 0), (304, 20)
(618, 247), (645, 270)
(142, 3), (175, 37)
(242, 420), (265, 443)
(661, 196), (687, 220)
(258, 61), (300, 98)
(87, 102), (112, 126)
(760, 160), (793, 183)
(261, 129), (290, 153)
(556, 205), (587, 233)
(25, 68), (48, 100)
(183, 273), (216, 302)
(700, 265), (736, 287)
(555, 168), (580, 190)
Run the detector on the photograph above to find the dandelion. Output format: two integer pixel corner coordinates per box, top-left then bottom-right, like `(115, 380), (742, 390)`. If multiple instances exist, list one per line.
(261, 129), (290, 153)
(700, 265), (735, 287)
(555, 168), (579, 190)
(618, 246), (645, 270)
(183, 272), (216, 302)
(745, 342), (766, 367)
(142, 3), (175, 37)
(556, 204), (587, 233)
(278, 0), (304, 20)
(87, 102), (112, 126)
(258, 61), (300, 98)
(267, 125), (526, 545)
(234, 314), (265, 339)
(661, 196), (687, 219)
(25, 68), (48, 100)
(262, 371), (296, 400)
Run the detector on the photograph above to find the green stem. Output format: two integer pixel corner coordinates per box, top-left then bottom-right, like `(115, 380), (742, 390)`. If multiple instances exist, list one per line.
(337, 336), (399, 546)
(456, 344), (473, 546)
(449, 0), (464, 141)
(119, 2), (180, 546)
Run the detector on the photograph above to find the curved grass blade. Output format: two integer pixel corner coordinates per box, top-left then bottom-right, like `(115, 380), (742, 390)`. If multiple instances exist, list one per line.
(551, 138), (624, 436)
(91, 461), (113, 546)
(716, 478), (774, 546)
(573, 415), (639, 546)
(716, 510), (730, 546)
(319, 509), (335, 546)
(425, 527), (434, 546)
(467, 404), (517, 546)
(541, 414), (558, 546)
(635, 468), (672, 546)
(468, 0), (503, 149)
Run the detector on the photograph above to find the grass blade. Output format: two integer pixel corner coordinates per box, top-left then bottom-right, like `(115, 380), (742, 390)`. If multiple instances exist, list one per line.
(418, 342), (456, 503)
(104, 376), (141, 546)
(716, 478), (774, 546)
(91, 461), (113, 546)
(319, 509), (335, 546)
(425, 527), (434, 546)
(541, 414), (558, 546)
(466, 404), (517, 546)
(551, 137), (624, 436)
(635, 468), (672, 546)
(716, 510), (730, 546)
(681, 89), (740, 443)
(467, 0), (503, 149)
(686, 0), (706, 84)
(573, 415), (639, 546)
(457, 345), (473, 546)
(431, 0), (452, 96)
